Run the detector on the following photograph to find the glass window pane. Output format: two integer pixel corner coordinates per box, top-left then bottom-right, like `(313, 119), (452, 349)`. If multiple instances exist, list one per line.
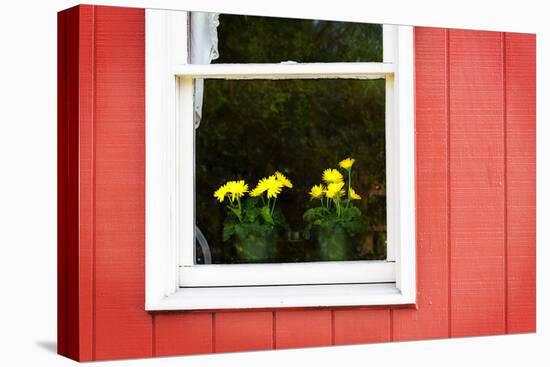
(195, 79), (386, 264)
(210, 13), (382, 63)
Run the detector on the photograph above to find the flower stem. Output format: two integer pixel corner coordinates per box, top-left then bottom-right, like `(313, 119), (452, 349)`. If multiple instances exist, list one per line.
(238, 198), (243, 222)
(346, 169), (352, 208)
(271, 197), (277, 216)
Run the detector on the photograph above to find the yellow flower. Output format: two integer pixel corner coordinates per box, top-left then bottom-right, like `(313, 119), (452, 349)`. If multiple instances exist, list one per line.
(326, 182), (345, 199)
(214, 183), (229, 203)
(250, 177), (268, 197)
(339, 158), (356, 170)
(349, 187), (361, 200)
(309, 184), (325, 199)
(251, 175), (283, 199)
(274, 171), (293, 188)
(225, 180), (248, 201)
(249, 186), (263, 197)
(265, 176), (284, 199)
(322, 168), (344, 184)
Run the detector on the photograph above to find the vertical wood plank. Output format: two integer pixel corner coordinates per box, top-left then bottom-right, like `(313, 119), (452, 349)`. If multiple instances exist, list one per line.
(334, 309), (390, 345)
(57, 7), (72, 359)
(214, 312), (273, 353)
(155, 313), (213, 356)
(92, 6), (153, 359)
(275, 310), (332, 349)
(505, 33), (536, 333)
(449, 29), (506, 337)
(393, 27), (450, 341)
(57, 5), (95, 361)
(76, 5), (96, 361)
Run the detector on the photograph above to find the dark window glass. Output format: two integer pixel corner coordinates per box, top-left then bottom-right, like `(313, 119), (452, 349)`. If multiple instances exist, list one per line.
(212, 14), (382, 64)
(193, 15), (386, 265)
(195, 79), (386, 264)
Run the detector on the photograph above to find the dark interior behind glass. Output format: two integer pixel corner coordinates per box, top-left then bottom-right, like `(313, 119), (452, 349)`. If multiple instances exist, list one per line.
(195, 14), (385, 264)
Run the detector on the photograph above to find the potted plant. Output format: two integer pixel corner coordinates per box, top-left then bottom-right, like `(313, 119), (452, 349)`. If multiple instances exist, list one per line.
(214, 172), (292, 262)
(303, 158), (366, 261)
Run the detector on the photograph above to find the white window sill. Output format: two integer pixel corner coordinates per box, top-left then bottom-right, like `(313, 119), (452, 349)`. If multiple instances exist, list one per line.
(179, 261), (396, 287)
(146, 282), (415, 311)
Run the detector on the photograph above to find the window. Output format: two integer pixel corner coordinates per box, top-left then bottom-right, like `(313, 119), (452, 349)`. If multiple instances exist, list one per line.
(146, 9), (414, 310)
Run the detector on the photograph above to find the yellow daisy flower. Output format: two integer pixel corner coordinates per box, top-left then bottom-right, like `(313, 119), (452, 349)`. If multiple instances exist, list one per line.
(349, 187), (361, 200)
(264, 175), (284, 199)
(326, 182), (345, 199)
(225, 180), (248, 201)
(322, 168), (344, 184)
(250, 175), (283, 199)
(274, 171), (293, 188)
(309, 184), (325, 199)
(339, 158), (356, 170)
(250, 177), (269, 197)
(249, 186), (263, 197)
(213, 183), (229, 203)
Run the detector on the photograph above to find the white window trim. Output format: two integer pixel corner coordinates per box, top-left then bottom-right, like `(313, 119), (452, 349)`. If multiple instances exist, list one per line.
(145, 9), (415, 311)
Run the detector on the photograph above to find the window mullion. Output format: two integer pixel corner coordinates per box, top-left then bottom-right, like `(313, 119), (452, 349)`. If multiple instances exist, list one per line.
(173, 62), (394, 80)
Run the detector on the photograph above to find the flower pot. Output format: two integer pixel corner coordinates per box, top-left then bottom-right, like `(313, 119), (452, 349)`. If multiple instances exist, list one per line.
(316, 224), (352, 261)
(234, 227), (277, 263)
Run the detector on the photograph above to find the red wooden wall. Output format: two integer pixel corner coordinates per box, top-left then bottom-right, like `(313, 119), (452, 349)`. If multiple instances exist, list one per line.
(58, 5), (536, 362)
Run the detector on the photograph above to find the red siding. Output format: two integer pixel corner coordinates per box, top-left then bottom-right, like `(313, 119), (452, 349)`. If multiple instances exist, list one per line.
(154, 313), (213, 356)
(91, 6), (152, 360)
(334, 309), (391, 344)
(215, 312), (274, 352)
(57, 5), (94, 361)
(449, 30), (506, 337)
(58, 5), (536, 361)
(275, 310), (332, 349)
(504, 33), (536, 333)
(393, 27), (450, 341)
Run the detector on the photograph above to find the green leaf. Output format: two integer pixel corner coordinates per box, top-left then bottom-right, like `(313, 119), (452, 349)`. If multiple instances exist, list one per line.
(222, 223), (236, 241)
(228, 206), (241, 220)
(260, 206), (274, 224)
(234, 223), (246, 238)
(340, 206), (362, 222)
(303, 207), (329, 223)
(243, 197), (260, 209)
(244, 207), (260, 223)
(340, 216), (366, 236)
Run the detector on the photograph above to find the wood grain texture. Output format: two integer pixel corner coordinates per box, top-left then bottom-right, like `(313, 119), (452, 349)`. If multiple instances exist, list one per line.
(275, 310), (332, 349)
(334, 309), (391, 344)
(505, 33), (536, 333)
(214, 312), (273, 353)
(154, 313), (213, 356)
(393, 27), (450, 341)
(76, 5), (96, 361)
(449, 29), (506, 337)
(58, 5), (537, 360)
(92, 6), (152, 360)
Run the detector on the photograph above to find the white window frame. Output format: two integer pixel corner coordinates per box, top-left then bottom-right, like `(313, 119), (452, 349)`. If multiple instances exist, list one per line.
(145, 9), (415, 311)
